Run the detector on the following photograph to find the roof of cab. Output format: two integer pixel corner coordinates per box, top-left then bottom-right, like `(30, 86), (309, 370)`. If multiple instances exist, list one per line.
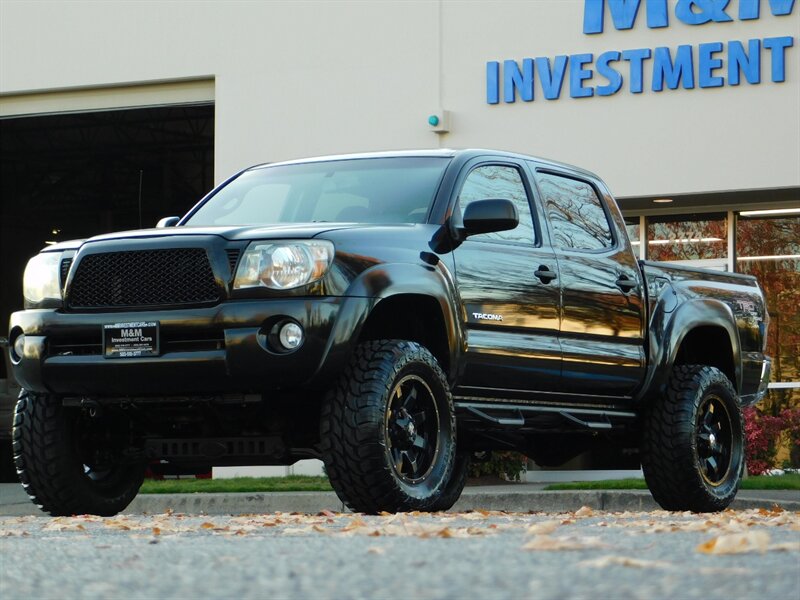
(247, 149), (601, 181)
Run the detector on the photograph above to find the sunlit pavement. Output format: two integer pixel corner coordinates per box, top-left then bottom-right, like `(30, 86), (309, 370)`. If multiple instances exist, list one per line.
(1, 508), (798, 599)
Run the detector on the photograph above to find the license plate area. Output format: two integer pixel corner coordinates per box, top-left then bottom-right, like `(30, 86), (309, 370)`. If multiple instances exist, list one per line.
(103, 322), (159, 358)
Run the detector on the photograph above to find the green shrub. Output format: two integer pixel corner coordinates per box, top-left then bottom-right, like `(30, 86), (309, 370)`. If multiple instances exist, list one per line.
(468, 451), (526, 481)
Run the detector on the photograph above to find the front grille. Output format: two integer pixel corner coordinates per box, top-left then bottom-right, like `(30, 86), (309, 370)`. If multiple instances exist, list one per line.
(67, 248), (219, 309)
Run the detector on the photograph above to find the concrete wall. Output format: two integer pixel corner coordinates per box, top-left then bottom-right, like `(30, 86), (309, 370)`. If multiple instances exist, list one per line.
(1, 0), (798, 198)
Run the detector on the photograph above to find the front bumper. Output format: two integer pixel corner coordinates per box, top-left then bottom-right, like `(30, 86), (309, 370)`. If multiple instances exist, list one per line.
(741, 357), (772, 407)
(8, 297), (373, 397)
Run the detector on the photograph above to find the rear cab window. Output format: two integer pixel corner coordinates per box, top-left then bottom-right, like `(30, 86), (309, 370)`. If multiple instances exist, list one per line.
(534, 170), (615, 252)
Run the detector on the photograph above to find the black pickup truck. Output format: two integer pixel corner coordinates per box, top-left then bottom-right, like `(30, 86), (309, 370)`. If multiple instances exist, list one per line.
(8, 149), (771, 516)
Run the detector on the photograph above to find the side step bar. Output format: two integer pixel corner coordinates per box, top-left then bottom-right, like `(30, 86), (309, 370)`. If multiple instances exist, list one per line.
(456, 401), (637, 431)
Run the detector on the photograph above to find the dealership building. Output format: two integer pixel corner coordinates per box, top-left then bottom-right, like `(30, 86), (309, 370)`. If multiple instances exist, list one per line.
(1, 1), (798, 474)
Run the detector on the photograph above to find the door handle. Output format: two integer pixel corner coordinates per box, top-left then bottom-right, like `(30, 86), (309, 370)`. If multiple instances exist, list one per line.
(616, 275), (638, 292)
(534, 265), (558, 284)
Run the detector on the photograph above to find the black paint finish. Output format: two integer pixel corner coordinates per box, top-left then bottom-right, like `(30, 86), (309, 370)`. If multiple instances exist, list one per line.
(8, 149), (771, 457)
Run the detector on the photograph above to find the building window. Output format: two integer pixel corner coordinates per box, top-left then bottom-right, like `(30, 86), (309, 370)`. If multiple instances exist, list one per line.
(647, 213), (727, 262)
(736, 212), (800, 411)
(624, 216), (640, 251)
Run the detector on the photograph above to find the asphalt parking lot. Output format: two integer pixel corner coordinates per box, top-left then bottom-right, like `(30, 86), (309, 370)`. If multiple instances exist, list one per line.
(1, 508), (798, 599)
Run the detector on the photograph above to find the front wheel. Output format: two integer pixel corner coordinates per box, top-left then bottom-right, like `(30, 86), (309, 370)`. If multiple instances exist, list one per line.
(13, 391), (145, 516)
(641, 365), (744, 512)
(321, 340), (457, 513)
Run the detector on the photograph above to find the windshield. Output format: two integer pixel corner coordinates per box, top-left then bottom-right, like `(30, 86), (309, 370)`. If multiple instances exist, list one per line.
(184, 157), (451, 226)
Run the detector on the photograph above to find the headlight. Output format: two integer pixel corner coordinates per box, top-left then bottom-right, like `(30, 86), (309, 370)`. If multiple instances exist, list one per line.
(23, 252), (63, 306)
(234, 240), (334, 290)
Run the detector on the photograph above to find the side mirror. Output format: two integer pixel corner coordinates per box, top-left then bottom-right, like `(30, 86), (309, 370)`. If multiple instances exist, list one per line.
(462, 199), (518, 237)
(156, 216), (180, 228)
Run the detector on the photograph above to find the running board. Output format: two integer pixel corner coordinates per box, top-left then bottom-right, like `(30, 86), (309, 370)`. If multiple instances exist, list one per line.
(456, 401), (637, 431)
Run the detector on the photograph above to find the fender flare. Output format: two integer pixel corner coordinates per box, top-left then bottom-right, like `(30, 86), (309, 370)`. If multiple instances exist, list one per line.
(640, 297), (741, 398)
(309, 262), (463, 386)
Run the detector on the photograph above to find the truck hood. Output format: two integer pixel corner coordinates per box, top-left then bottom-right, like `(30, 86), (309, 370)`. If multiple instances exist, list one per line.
(42, 223), (365, 252)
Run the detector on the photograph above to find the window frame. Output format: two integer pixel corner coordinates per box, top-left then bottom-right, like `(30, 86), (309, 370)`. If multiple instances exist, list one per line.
(531, 167), (620, 255)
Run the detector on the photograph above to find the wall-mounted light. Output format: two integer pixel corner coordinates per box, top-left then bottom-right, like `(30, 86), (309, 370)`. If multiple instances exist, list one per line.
(428, 110), (450, 133)
(652, 198), (673, 204)
(737, 254), (800, 261)
(739, 208), (800, 217)
(649, 237), (723, 245)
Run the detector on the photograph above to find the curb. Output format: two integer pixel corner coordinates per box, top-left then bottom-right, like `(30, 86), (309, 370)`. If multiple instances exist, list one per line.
(2, 488), (797, 517)
(129, 489), (800, 515)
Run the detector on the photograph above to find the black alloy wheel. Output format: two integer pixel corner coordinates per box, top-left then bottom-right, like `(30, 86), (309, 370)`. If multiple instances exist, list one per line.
(386, 374), (440, 484)
(321, 339), (457, 513)
(696, 394), (736, 486)
(641, 365), (745, 512)
(13, 391), (145, 516)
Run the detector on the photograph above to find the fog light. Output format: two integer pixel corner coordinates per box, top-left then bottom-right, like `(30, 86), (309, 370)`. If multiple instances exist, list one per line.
(278, 322), (303, 350)
(13, 335), (25, 360)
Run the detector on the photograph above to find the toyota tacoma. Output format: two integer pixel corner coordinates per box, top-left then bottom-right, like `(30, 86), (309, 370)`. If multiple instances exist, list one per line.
(7, 149), (771, 515)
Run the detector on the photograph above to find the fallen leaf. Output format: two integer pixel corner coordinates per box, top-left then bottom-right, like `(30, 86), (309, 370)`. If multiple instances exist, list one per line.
(523, 535), (608, 551)
(579, 556), (673, 569)
(282, 526), (315, 535)
(43, 522), (86, 532)
(152, 527), (161, 536)
(526, 521), (560, 535)
(200, 522), (215, 529)
(575, 506), (594, 518)
(367, 546), (385, 555)
(697, 531), (770, 555)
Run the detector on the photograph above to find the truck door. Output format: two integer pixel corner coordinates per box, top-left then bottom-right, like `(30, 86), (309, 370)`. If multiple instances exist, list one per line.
(533, 167), (645, 400)
(452, 161), (562, 398)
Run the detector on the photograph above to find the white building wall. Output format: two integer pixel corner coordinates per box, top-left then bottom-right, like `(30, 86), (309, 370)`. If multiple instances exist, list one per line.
(1, 1), (798, 199)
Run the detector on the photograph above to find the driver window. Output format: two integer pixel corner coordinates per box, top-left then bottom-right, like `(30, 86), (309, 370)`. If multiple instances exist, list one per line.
(458, 165), (535, 244)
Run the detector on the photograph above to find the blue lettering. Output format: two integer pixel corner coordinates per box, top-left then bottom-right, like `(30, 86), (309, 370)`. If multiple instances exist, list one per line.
(740, 0), (759, 18)
(584, 0), (606, 33)
(535, 56), (569, 100)
(675, 0), (733, 25)
(584, 0), (670, 33)
(504, 59), (535, 103)
(652, 45), (695, 91)
(570, 53), (595, 98)
(763, 36), (794, 82)
(728, 40), (761, 85)
(647, 0), (670, 27)
(622, 48), (652, 93)
(698, 42), (724, 87)
(486, 61), (500, 104)
(585, 0), (794, 34)
(596, 51), (624, 95)
(740, 0), (796, 19)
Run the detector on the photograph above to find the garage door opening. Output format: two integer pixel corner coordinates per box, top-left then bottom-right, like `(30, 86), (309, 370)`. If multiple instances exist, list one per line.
(0, 103), (214, 380)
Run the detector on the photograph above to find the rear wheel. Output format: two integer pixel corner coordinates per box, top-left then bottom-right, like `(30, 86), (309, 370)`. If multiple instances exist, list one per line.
(13, 391), (145, 516)
(321, 340), (457, 513)
(641, 365), (744, 512)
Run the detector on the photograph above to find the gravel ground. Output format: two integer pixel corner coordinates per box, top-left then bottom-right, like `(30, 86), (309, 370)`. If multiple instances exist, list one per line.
(1, 508), (798, 600)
